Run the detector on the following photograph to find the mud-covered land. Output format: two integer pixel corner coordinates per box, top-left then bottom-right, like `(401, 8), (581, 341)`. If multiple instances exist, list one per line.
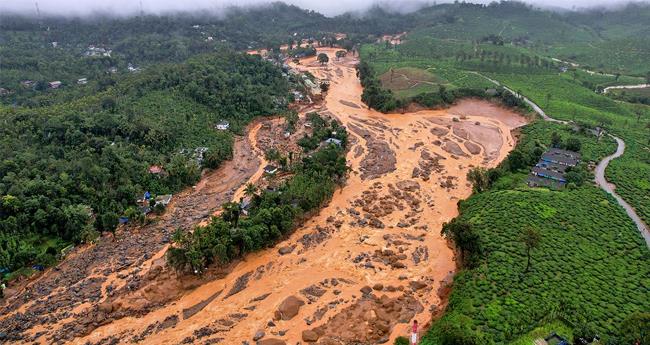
(0, 132), (262, 343)
(0, 49), (527, 345)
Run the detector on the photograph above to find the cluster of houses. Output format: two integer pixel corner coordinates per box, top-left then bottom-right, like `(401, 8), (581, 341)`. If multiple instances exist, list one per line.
(527, 148), (581, 189)
(10, 62), (141, 93)
(178, 146), (209, 166)
(132, 191), (173, 217)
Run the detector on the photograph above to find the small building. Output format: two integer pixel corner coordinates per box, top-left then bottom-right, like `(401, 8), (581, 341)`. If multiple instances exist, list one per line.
(303, 78), (318, 89)
(48, 81), (62, 89)
(240, 198), (252, 216)
(127, 63), (141, 73)
(541, 148), (581, 167)
(324, 138), (342, 147)
(540, 332), (570, 345)
(148, 165), (163, 175)
(215, 120), (230, 131)
(155, 194), (173, 207)
(194, 147), (209, 165)
(108, 67), (118, 74)
(527, 148), (580, 189)
(21, 80), (35, 88)
(531, 166), (567, 183)
(485, 88), (498, 96)
(264, 165), (279, 175)
(0, 88), (11, 96)
(292, 90), (304, 101)
(77, 78), (88, 85)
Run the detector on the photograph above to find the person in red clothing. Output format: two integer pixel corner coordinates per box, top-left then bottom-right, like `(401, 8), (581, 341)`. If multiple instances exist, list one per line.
(411, 320), (418, 345)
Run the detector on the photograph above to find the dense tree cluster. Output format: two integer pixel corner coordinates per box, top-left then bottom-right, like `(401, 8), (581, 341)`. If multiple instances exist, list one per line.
(0, 51), (289, 272)
(358, 59), (527, 113)
(357, 60), (401, 112)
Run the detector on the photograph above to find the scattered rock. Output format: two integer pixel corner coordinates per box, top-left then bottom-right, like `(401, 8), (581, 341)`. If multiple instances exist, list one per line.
(302, 330), (320, 342)
(278, 246), (294, 255)
(409, 281), (427, 291)
(253, 330), (265, 341)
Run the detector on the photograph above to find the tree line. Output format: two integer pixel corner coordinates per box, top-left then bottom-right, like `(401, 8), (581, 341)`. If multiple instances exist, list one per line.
(167, 115), (348, 273)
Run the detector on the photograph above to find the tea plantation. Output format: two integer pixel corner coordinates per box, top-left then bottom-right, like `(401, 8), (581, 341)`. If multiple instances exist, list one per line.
(422, 122), (650, 344)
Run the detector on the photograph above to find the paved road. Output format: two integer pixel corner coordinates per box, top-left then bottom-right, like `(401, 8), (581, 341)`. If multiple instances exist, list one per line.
(474, 71), (650, 247)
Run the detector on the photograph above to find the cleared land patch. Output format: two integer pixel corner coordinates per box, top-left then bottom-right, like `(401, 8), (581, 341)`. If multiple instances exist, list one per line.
(379, 67), (447, 98)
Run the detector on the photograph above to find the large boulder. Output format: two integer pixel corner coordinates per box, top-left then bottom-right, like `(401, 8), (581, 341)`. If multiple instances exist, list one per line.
(274, 296), (304, 321)
(360, 286), (372, 295)
(409, 280), (427, 291)
(302, 330), (320, 342)
(278, 246), (294, 255)
(253, 329), (265, 341)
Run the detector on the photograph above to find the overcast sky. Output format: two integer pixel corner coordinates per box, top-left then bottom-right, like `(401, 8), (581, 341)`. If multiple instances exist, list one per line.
(0, 0), (643, 17)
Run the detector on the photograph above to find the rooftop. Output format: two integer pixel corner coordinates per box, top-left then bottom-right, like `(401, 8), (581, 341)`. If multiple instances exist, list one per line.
(541, 148), (581, 166)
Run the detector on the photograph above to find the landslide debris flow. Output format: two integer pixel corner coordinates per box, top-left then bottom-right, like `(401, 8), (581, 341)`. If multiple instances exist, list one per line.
(0, 49), (527, 345)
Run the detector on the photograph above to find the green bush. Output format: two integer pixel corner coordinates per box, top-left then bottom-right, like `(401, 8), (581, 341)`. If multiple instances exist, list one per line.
(394, 336), (410, 345)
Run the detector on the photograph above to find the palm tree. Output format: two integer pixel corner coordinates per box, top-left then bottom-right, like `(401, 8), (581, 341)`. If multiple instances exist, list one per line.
(222, 202), (240, 227)
(244, 183), (257, 199)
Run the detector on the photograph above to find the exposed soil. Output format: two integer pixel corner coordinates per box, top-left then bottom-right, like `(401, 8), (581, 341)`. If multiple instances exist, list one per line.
(1, 48), (528, 345)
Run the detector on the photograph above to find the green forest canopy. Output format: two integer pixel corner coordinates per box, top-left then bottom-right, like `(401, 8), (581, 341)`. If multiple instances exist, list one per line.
(0, 51), (289, 271)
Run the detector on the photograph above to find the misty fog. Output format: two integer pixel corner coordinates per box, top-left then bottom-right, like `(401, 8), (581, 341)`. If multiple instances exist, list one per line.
(0, 0), (645, 17)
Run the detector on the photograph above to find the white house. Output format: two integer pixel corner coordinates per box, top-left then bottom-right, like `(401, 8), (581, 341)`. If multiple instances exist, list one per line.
(325, 138), (342, 146)
(48, 81), (62, 89)
(155, 194), (173, 207)
(264, 165), (279, 175)
(215, 120), (230, 130)
(77, 78), (88, 85)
